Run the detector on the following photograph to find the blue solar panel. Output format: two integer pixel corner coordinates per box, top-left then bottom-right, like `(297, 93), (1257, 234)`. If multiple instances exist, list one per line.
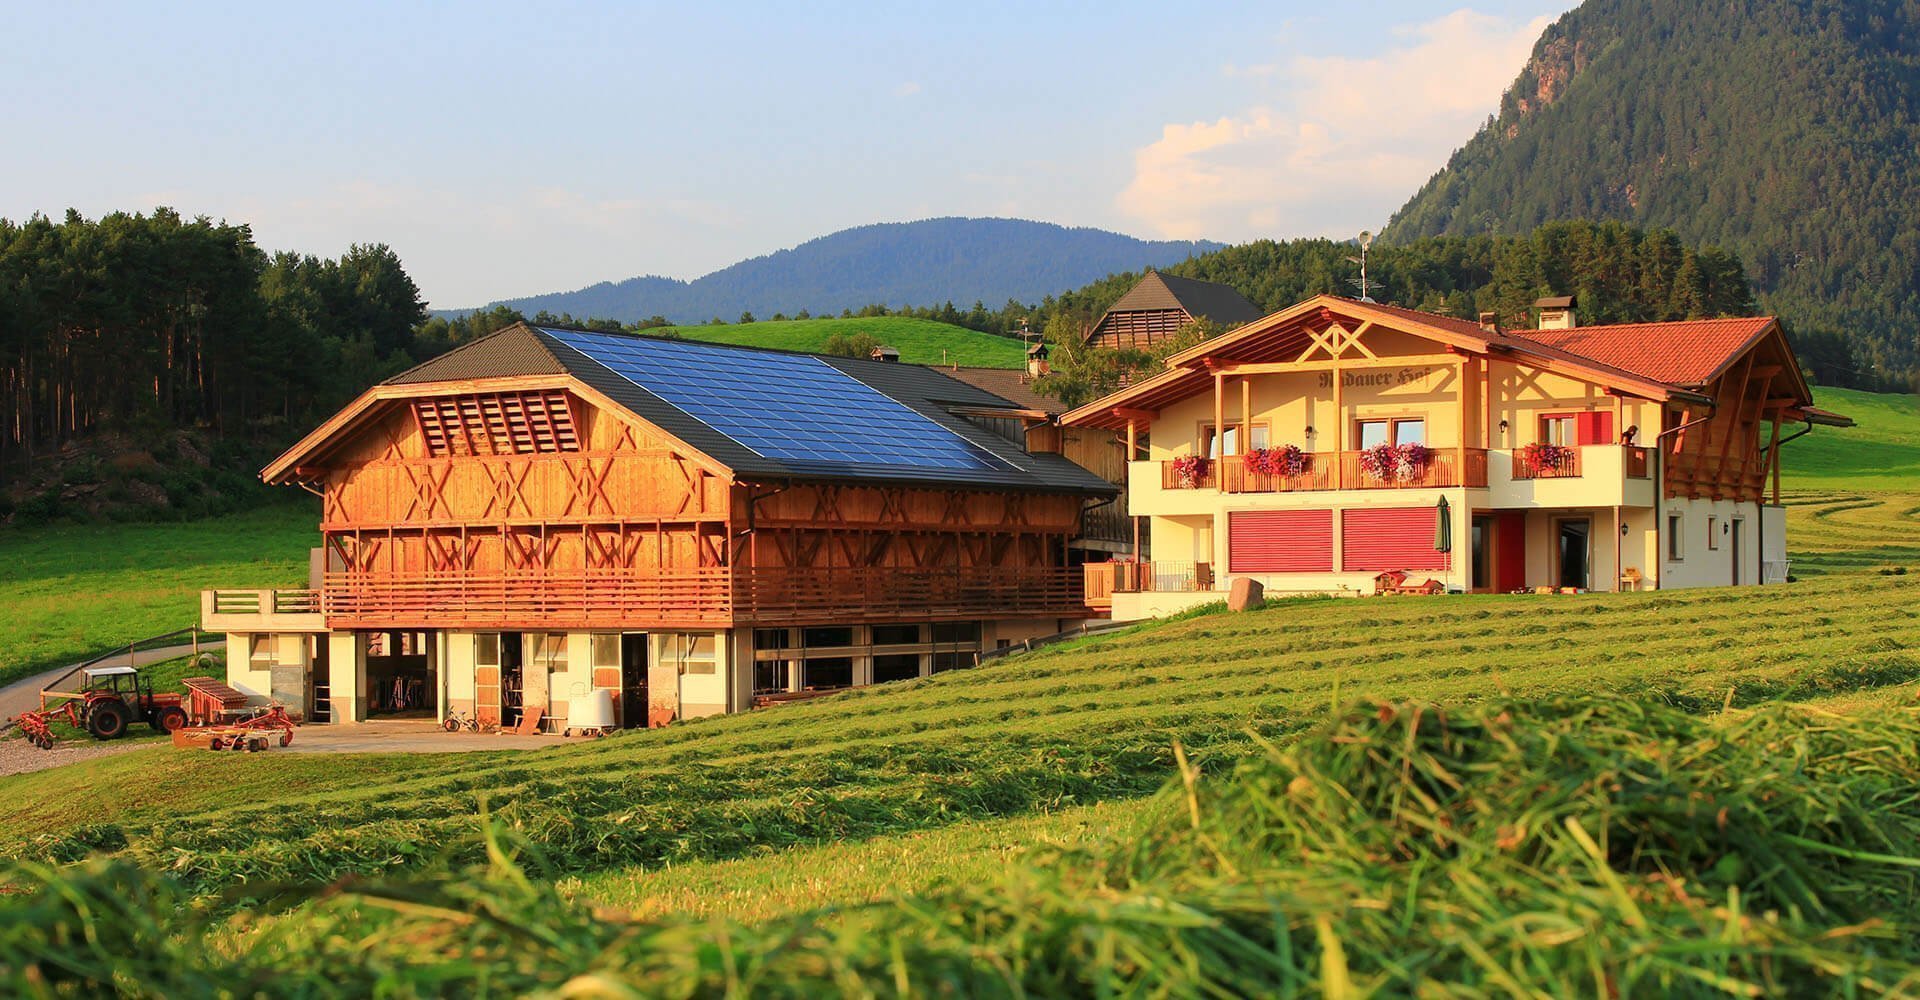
(543, 329), (1008, 472)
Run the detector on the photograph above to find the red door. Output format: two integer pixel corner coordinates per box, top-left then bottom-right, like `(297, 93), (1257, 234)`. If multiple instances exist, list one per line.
(1495, 511), (1527, 592)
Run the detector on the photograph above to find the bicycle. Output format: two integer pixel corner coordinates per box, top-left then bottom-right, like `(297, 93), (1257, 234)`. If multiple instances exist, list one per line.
(442, 710), (489, 733)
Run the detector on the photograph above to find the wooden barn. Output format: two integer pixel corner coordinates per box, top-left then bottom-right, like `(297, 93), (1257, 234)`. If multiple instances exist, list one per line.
(1084, 270), (1263, 351)
(202, 324), (1113, 729)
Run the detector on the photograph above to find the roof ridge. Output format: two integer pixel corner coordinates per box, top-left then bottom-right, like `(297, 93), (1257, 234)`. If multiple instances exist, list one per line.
(382, 323), (565, 385)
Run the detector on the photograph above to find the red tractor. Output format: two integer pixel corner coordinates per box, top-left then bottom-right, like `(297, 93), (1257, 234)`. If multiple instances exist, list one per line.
(14, 665), (188, 749)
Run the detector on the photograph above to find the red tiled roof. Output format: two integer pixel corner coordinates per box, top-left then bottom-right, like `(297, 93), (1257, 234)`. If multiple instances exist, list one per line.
(1509, 317), (1776, 387)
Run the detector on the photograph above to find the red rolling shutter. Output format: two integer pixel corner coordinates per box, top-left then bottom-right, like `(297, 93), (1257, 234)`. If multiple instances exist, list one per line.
(1228, 510), (1334, 573)
(1342, 507), (1451, 572)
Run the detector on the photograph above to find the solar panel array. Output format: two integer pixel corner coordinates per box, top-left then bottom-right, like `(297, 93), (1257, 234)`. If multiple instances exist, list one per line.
(543, 329), (1007, 472)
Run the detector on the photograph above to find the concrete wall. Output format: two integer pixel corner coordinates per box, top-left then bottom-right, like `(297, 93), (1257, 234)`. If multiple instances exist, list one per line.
(1658, 497), (1762, 589)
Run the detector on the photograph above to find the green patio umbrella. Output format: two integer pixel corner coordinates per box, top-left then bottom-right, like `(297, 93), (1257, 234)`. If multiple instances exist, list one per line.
(1434, 496), (1452, 553)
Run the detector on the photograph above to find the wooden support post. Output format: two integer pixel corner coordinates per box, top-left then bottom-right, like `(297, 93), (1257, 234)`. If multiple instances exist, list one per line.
(1481, 357), (1494, 449)
(1126, 420), (1140, 558)
(1241, 377), (1252, 450)
(1332, 364), (1344, 489)
(1212, 371), (1226, 461)
(1454, 357), (1466, 487)
(1768, 415), (1782, 505)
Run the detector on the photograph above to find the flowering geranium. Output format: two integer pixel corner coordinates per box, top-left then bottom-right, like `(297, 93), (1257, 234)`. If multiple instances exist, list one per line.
(1521, 442), (1574, 476)
(1242, 445), (1309, 480)
(1357, 443), (1400, 480)
(1395, 443), (1432, 482)
(1172, 454), (1210, 487)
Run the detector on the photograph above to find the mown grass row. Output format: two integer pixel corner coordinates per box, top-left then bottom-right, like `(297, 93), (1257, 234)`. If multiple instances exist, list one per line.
(1785, 490), (1920, 576)
(7, 693), (1919, 996)
(7, 574), (1918, 900)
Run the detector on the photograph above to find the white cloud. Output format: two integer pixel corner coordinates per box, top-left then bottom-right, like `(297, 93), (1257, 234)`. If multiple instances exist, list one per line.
(1118, 9), (1550, 241)
(894, 80), (922, 98)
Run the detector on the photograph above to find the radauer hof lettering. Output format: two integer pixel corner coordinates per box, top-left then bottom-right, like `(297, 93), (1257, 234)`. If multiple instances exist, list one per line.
(1316, 367), (1435, 389)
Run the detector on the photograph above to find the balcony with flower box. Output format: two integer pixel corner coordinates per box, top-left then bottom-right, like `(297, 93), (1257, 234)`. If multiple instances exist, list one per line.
(1488, 443), (1656, 508)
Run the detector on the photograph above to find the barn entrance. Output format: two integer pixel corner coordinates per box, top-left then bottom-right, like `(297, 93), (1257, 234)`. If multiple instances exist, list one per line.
(620, 633), (648, 729)
(365, 630), (436, 719)
(499, 631), (525, 729)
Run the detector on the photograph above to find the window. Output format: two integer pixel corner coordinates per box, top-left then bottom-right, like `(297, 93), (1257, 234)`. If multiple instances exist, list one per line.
(753, 660), (790, 694)
(802, 626), (855, 649)
(931, 621), (981, 645)
(530, 633), (568, 669)
(1540, 414), (1578, 447)
(870, 624), (922, 646)
(474, 633), (501, 668)
(658, 633), (718, 676)
(873, 654), (921, 683)
(1668, 514), (1684, 560)
(803, 657), (853, 690)
(1356, 417), (1425, 449)
(754, 628), (791, 651)
(931, 651), (974, 673)
(1202, 422), (1269, 458)
(1707, 516), (1720, 550)
(591, 634), (620, 669)
(249, 635), (275, 667)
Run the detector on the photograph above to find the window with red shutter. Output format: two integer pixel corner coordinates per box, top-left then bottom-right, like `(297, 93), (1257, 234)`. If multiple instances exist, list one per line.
(1228, 510), (1334, 573)
(1341, 507), (1451, 572)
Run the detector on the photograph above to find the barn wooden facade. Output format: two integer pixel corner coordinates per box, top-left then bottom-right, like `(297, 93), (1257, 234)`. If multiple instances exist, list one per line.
(1084, 270), (1263, 351)
(205, 325), (1113, 729)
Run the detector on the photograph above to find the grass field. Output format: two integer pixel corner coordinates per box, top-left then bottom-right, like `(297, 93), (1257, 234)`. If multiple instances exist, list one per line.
(0, 503), (314, 686)
(2, 390), (1919, 994)
(1779, 386), (1920, 489)
(662, 316), (1025, 367)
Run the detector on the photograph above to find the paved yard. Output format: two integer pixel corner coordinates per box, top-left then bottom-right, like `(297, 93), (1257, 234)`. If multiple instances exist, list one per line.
(284, 720), (566, 754)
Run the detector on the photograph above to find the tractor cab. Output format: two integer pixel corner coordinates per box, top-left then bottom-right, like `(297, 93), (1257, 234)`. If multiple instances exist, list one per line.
(83, 665), (149, 700)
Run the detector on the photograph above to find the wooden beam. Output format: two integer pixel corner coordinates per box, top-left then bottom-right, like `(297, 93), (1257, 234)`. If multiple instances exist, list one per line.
(1208, 353), (1459, 376)
(1109, 406), (1158, 421)
(1332, 361), (1345, 489)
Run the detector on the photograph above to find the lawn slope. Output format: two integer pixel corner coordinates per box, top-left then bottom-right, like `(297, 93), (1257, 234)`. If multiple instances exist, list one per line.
(5, 573), (1918, 897)
(0, 504), (314, 685)
(664, 316), (1023, 367)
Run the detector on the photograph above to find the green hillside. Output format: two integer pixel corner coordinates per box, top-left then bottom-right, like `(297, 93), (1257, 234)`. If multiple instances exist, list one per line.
(1383, 0), (1920, 380)
(1782, 388), (1920, 489)
(663, 316), (1024, 367)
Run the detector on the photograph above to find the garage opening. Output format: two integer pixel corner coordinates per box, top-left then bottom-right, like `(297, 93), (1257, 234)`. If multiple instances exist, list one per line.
(365, 630), (435, 719)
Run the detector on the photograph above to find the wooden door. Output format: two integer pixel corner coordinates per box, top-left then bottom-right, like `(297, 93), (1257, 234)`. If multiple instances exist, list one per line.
(1495, 512), (1527, 593)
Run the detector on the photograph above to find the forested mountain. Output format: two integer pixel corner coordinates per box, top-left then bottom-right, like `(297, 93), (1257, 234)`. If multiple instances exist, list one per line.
(466, 218), (1222, 323)
(1383, 0), (1920, 386)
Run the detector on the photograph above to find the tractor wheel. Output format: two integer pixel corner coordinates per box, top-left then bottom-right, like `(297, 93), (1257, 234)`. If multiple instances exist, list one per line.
(151, 706), (188, 733)
(33, 733), (54, 750)
(87, 701), (130, 740)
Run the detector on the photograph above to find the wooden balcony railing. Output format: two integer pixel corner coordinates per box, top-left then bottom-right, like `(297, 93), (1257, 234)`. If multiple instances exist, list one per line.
(1084, 561), (1214, 602)
(1511, 447), (1583, 480)
(1220, 454), (1338, 494)
(1339, 449), (1487, 489)
(207, 589), (322, 616)
(1161, 459), (1216, 490)
(1166, 450), (1486, 492)
(322, 566), (1091, 629)
(1081, 498), (1131, 544)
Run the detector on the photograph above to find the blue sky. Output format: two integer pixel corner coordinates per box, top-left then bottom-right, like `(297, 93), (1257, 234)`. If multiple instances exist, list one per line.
(5, 1), (1571, 307)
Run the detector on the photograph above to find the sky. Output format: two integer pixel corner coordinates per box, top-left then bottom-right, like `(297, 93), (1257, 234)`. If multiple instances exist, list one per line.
(4, 1), (1573, 308)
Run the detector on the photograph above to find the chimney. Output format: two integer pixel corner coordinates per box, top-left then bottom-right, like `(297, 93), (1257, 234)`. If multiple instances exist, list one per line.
(1026, 341), (1051, 379)
(869, 345), (901, 363)
(1477, 311), (1500, 334)
(1534, 295), (1577, 331)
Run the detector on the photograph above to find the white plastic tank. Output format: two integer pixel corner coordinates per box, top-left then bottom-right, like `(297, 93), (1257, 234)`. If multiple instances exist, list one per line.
(570, 689), (616, 732)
